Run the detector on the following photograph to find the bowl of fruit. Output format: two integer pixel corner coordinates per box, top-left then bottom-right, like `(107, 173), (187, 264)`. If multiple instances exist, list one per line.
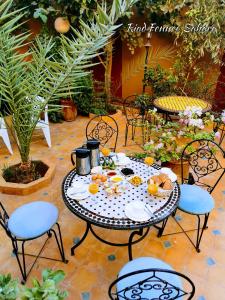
(147, 174), (173, 197)
(91, 174), (107, 185)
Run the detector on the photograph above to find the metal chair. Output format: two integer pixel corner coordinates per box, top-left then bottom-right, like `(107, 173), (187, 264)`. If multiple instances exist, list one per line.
(212, 112), (225, 146)
(0, 117), (13, 154)
(86, 115), (118, 152)
(108, 257), (195, 300)
(0, 201), (68, 283)
(158, 139), (225, 252)
(123, 95), (148, 146)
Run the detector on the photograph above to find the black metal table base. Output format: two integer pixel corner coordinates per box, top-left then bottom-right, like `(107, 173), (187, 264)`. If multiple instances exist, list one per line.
(71, 222), (150, 260)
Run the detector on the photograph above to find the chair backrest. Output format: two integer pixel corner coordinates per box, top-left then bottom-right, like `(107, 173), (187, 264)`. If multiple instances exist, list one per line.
(212, 110), (225, 145)
(181, 139), (225, 193)
(123, 95), (144, 122)
(86, 115), (118, 152)
(108, 268), (195, 300)
(0, 202), (10, 236)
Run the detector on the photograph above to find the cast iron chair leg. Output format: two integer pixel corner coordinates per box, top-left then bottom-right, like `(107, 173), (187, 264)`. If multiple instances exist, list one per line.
(50, 223), (68, 263)
(71, 222), (90, 256)
(125, 124), (128, 146)
(202, 213), (209, 230)
(12, 239), (27, 284)
(157, 218), (169, 237)
(131, 125), (134, 140)
(128, 228), (143, 261)
(195, 213), (210, 252)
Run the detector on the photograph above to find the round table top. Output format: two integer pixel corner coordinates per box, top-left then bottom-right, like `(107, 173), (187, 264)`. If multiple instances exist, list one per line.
(62, 158), (180, 230)
(154, 96), (212, 114)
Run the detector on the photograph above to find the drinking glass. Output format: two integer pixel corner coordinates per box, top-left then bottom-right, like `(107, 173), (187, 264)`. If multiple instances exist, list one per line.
(144, 156), (154, 176)
(89, 183), (99, 200)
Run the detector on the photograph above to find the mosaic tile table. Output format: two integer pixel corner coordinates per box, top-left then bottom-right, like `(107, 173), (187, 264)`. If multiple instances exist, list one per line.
(62, 158), (180, 260)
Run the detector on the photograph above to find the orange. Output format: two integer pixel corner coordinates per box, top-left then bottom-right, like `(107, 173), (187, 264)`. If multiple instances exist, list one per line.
(144, 157), (154, 166)
(54, 17), (70, 33)
(101, 175), (107, 182)
(147, 183), (158, 195)
(101, 147), (110, 157)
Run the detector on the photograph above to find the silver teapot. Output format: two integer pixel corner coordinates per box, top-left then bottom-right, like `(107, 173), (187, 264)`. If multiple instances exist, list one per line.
(86, 139), (100, 168)
(71, 147), (91, 175)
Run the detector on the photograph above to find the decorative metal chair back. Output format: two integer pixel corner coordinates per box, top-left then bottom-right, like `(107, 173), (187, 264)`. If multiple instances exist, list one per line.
(181, 139), (225, 193)
(86, 115), (118, 152)
(212, 110), (225, 145)
(123, 95), (145, 122)
(108, 268), (195, 300)
(0, 202), (11, 237)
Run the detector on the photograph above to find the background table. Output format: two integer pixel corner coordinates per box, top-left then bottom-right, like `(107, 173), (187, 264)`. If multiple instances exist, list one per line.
(154, 96), (212, 119)
(62, 158), (180, 260)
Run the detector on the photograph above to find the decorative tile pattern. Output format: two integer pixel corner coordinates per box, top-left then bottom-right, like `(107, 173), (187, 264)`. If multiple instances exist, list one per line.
(175, 215), (182, 221)
(108, 254), (116, 261)
(206, 257), (216, 266)
(73, 237), (80, 245)
(163, 241), (172, 248)
(81, 292), (90, 300)
(212, 229), (221, 235)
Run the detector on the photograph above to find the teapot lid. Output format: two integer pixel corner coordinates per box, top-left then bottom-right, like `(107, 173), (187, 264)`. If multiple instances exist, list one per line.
(86, 139), (100, 149)
(75, 147), (90, 158)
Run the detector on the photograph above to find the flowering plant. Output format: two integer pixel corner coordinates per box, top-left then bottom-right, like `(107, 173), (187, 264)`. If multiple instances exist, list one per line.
(144, 107), (222, 163)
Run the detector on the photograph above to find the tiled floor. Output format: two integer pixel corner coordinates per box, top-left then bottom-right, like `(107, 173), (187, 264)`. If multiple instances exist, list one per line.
(0, 114), (225, 300)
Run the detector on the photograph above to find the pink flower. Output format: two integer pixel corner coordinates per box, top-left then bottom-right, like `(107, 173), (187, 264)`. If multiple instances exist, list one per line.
(215, 131), (221, 139)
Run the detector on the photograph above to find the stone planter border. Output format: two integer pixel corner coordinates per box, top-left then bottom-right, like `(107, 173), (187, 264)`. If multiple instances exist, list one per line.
(0, 159), (56, 195)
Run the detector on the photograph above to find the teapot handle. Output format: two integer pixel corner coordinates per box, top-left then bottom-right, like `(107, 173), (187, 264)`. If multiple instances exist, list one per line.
(71, 152), (76, 166)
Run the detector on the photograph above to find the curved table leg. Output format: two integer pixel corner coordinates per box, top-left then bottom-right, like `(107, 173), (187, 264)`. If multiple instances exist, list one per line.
(128, 227), (144, 261)
(71, 222), (90, 256)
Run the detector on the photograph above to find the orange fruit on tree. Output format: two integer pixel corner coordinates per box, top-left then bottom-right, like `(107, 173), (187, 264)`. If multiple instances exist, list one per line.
(147, 183), (158, 195)
(101, 147), (110, 157)
(54, 17), (70, 33)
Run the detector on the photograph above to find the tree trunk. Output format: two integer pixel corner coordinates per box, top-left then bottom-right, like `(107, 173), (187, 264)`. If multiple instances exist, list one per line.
(104, 39), (113, 107)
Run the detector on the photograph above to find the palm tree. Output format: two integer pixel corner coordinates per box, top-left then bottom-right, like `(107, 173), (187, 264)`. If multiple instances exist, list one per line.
(0, 0), (137, 170)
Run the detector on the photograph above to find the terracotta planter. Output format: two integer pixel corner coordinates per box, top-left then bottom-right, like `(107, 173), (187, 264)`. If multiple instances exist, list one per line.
(60, 99), (77, 122)
(0, 159), (55, 195)
(162, 159), (189, 183)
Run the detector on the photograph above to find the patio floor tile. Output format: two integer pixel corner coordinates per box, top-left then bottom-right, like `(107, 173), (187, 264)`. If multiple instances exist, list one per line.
(0, 113), (224, 299)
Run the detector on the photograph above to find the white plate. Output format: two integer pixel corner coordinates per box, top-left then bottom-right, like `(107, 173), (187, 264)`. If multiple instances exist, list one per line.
(125, 201), (151, 222)
(160, 168), (177, 182)
(112, 156), (131, 166)
(67, 185), (90, 200)
(70, 182), (88, 193)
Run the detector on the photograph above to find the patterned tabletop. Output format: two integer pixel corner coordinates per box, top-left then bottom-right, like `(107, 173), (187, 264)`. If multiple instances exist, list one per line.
(62, 158), (180, 230)
(154, 96), (212, 114)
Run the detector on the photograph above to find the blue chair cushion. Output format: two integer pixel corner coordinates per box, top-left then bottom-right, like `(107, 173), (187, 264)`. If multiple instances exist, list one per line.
(8, 201), (58, 239)
(117, 257), (182, 299)
(179, 184), (214, 215)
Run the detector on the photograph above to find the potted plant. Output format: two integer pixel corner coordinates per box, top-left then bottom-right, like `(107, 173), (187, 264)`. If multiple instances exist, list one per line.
(135, 94), (153, 115)
(0, 269), (68, 300)
(143, 107), (222, 180)
(0, 0), (138, 193)
(21, 269), (68, 299)
(0, 274), (19, 300)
